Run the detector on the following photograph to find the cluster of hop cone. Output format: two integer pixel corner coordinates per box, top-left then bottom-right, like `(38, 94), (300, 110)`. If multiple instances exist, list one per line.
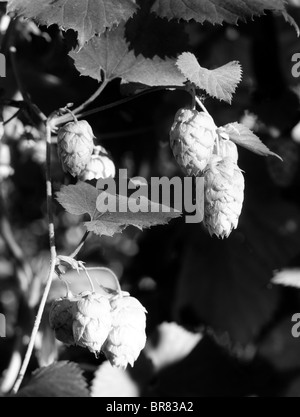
(56, 111), (245, 239)
(52, 109), (245, 365)
(170, 108), (245, 239)
(50, 290), (147, 369)
(57, 120), (116, 180)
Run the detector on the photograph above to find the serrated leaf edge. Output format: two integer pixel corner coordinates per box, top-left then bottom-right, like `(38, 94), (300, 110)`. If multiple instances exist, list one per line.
(219, 123), (283, 161)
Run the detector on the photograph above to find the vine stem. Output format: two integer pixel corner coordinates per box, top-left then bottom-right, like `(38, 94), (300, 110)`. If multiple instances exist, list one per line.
(0, 100), (24, 109)
(65, 108), (78, 123)
(52, 78), (109, 127)
(73, 76), (108, 115)
(9, 47), (27, 101)
(69, 230), (90, 259)
(3, 109), (22, 126)
(51, 85), (186, 128)
(76, 86), (187, 122)
(12, 123), (57, 394)
(195, 96), (210, 115)
(95, 267), (123, 296)
(82, 267), (96, 293)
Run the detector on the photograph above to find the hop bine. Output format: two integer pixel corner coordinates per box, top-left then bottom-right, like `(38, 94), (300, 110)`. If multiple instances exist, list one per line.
(170, 108), (217, 176)
(203, 156), (245, 238)
(57, 120), (94, 177)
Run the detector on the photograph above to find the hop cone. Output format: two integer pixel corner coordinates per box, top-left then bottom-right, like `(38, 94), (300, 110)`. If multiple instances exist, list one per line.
(170, 108), (217, 176)
(80, 145), (116, 181)
(72, 292), (112, 355)
(49, 297), (76, 345)
(103, 294), (147, 369)
(57, 120), (94, 177)
(204, 156), (245, 238)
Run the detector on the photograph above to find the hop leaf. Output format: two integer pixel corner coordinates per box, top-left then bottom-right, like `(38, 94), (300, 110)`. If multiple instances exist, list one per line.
(69, 24), (185, 87)
(56, 182), (181, 238)
(7, 0), (138, 46)
(91, 362), (139, 397)
(145, 322), (203, 371)
(16, 362), (90, 397)
(176, 53), (242, 103)
(151, 0), (295, 29)
(219, 123), (283, 159)
(272, 269), (300, 289)
(56, 182), (99, 219)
